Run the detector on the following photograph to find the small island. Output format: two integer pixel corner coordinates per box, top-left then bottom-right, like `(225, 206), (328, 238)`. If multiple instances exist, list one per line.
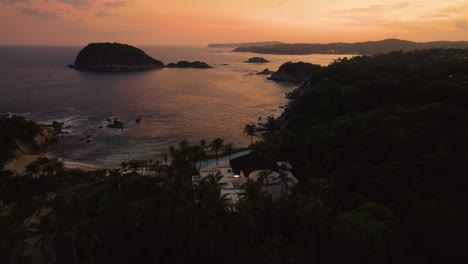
(245, 57), (270, 63)
(165, 61), (212, 69)
(69, 42), (164, 72)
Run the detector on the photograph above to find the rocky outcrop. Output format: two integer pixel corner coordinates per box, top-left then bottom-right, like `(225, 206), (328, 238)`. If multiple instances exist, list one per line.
(257, 68), (275, 75)
(107, 119), (124, 129)
(14, 126), (58, 157)
(0, 115), (63, 166)
(245, 57), (269, 63)
(165, 61), (212, 68)
(69, 42), (164, 72)
(268, 62), (323, 83)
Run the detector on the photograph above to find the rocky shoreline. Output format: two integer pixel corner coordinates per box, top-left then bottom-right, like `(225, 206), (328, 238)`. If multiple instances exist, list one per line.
(4, 120), (64, 174)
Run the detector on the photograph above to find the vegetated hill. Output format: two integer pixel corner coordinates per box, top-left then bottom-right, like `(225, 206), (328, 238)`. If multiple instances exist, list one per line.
(254, 48), (468, 263)
(207, 41), (283, 48)
(71, 42), (164, 71)
(0, 116), (45, 165)
(3, 49), (468, 264)
(233, 38), (468, 55)
(268, 61), (323, 83)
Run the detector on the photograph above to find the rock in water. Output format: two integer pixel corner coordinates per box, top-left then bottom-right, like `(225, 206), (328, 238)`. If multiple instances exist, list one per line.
(70, 42), (164, 72)
(107, 119), (124, 129)
(257, 68), (275, 75)
(245, 57), (269, 63)
(165, 61), (212, 68)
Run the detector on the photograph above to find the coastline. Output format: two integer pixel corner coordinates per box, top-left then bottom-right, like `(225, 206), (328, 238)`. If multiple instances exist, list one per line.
(62, 160), (106, 171)
(4, 154), (44, 174)
(4, 152), (104, 174)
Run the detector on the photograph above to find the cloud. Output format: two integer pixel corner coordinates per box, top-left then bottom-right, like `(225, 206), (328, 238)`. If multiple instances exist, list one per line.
(350, 2), (411, 13)
(0, 0), (29, 4)
(103, 1), (126, 8)
(47, 0), (92, 7)
(19, 7), (58, 18)
(456, 21), (468, 31)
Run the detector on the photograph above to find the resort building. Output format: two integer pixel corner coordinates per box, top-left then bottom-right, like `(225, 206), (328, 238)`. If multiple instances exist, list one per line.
(192, 152), (298, 205)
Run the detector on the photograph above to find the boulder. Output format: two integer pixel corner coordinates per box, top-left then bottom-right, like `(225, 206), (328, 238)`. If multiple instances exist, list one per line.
(107, 119), (124, 129)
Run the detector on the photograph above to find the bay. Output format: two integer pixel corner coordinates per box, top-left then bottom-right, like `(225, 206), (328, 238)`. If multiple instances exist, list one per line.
(0, 45), (349, 166)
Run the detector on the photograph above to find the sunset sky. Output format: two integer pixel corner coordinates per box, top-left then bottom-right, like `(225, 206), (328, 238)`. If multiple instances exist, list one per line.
(0, 0), (467, 45)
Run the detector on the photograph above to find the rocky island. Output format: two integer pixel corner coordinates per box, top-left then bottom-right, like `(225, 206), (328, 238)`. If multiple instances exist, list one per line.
(268, 62), (323, 83)
(245, 57), (269, 63)
(257, 68), (275, 75)
(69, 42), (164, 72)
(165, 61), (212, 68)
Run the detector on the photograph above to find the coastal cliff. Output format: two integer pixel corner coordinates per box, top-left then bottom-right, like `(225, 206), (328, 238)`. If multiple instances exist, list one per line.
(1, 116), (60, 167)
(70, 43), (164, 71)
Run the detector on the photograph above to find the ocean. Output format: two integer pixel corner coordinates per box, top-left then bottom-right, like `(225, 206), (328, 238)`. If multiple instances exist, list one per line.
(0, 45), (348, 166)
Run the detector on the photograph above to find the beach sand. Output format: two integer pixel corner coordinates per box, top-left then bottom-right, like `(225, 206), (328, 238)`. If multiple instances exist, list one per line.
(4, 154), (103, 174)
(63, 161), (104, 171)
(4, 154), (43, 174)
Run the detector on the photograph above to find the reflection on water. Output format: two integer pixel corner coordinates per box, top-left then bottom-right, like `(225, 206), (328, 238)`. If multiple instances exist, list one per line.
(0, 46), (351, 166)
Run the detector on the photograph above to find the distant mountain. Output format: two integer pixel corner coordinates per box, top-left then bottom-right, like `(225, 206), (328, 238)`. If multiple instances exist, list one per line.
(70, 42), (164, 71)
(207, 41), (283, 48)
(232, 39), (468, 55)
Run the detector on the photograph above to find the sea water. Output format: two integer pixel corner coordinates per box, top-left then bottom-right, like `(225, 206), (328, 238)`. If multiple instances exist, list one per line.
(0, 45), (348, 166)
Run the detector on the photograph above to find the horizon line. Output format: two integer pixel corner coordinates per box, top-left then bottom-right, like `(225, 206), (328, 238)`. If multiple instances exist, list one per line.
(1, 38), (468, 47)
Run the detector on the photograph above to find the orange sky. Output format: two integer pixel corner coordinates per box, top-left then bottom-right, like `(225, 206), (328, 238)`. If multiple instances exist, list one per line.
(0, 0), (467, 45)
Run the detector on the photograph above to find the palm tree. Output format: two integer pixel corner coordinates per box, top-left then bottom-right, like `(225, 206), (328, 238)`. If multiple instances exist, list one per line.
(161, 151), (168, 166)
(276, 169), (292, 195)
(210, 138), (224, 166)
(205, 171), (225, 187)
(28, 213), (57, 264)
(224, 143), (234, 161)
(257, 170), (274, 192)
(200, 139), (206, 151)
(243, 123), (257, 145)
(240, 179), (263, 203)
(168, 146), (176, 161)
(191, 145), (207, 169)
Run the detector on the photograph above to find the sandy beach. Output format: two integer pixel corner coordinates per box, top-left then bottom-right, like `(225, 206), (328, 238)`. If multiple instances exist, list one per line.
(4, 153), (104, 174)
(62, 161), (104, 171)
(4, 154), (44, 174)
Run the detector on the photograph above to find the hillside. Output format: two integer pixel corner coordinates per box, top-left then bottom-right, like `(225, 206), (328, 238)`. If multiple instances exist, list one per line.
(0, 116), (48, 166)
(233, 39), (468, 55)
(258, 48), (468, 263)
(2, 49), (468, 264)
(207, 41), (283, 48)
